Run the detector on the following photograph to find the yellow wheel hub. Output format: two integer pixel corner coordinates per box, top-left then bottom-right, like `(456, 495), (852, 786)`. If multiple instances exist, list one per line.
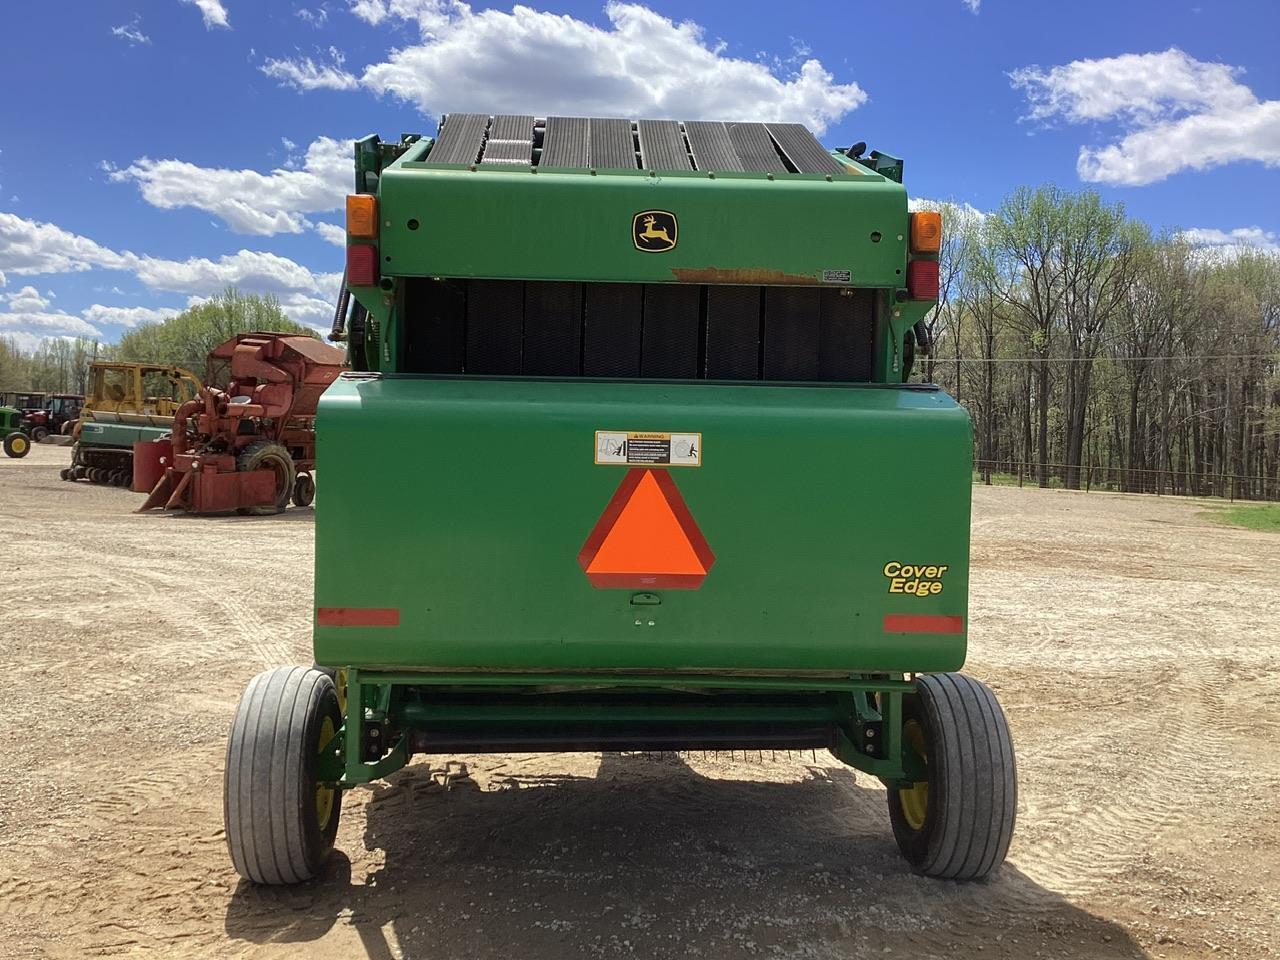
(333, 668), (348, 716)
(315, 716), (336, 831)
(899, 718), (929, 831)
(11, 436), (27, 454)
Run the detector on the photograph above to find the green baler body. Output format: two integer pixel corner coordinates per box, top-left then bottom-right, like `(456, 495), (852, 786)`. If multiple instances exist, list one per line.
(315, 377), (970, 674)
(315, 116), (965, 783)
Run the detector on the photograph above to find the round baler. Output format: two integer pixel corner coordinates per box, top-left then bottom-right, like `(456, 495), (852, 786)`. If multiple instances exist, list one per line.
(224, 116), (1017, 884)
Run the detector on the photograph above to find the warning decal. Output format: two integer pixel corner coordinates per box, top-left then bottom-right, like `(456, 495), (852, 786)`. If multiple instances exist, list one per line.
(578, 468), (715, 589)
(595, 431), (701, 467)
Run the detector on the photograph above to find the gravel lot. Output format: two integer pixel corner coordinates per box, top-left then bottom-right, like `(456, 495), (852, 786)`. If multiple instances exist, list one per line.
(1, 443), (1277, 959)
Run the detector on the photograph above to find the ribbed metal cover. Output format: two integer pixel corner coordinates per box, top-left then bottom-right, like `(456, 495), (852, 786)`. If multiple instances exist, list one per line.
(425, 114), (842, 174)
(683, 121), (745, 172)
(589, 118), (637, 170)
(636, 119), (691, 171)
(429, 113), (489, 165)
(540, 116), (589, 167)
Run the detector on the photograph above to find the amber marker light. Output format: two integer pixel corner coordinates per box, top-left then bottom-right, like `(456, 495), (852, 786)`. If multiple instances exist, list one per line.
(346, 194), (378, 238)
(910, 211), (942, 254)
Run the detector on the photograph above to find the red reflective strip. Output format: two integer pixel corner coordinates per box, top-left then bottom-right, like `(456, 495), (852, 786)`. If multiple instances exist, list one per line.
(317, 607), (400, 627)
(883, 614), (964, 634)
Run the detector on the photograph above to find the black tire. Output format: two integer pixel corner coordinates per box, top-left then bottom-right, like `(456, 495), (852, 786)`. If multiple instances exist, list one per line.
(224, 666), (343, 884)
(292, 473), (316, 508)
(29, 425), (49, 443)
(59, 467), (72, 481)
(235, 441), (296, 516)
(3, 433), (31, 458)
(312, 663), (348, 715)
(886, 673), (1016, 880)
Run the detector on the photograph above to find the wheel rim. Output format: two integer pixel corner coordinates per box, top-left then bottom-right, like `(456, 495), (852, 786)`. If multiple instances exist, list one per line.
(333, 668), (348, 715)
(899, 718), (929, 831)
(11, 436), (27, 455)
(315, 716), (337, 831)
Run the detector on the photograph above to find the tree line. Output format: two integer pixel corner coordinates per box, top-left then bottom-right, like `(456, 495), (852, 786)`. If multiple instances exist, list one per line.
(0, 290), (313, 397)
(918, 186), (1280, 501)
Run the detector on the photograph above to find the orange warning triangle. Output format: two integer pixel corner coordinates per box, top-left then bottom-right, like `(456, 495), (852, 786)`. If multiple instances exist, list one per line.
(578, 468), (715, 589)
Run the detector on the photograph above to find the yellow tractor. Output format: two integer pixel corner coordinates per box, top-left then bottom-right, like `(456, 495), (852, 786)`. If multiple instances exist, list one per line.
(65, 362), (202, 485)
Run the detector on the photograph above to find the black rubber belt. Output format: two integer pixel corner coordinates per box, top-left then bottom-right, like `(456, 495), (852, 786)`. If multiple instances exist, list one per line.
(540, 116), (589, 167)
(683, 120), (744, 172)
(428, 113), (489, 165)
(766, 122), (843, 174)
(637, 119), (691, 171)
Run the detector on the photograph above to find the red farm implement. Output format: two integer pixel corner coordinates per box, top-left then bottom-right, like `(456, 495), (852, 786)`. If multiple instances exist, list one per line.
(135, 332), (347, 515)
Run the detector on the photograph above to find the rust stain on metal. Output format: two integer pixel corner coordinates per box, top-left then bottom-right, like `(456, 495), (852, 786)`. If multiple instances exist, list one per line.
(670, 267), (814, 285)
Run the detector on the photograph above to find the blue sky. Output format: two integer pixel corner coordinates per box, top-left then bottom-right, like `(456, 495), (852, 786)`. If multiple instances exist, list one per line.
(1, 0), (1277, 349)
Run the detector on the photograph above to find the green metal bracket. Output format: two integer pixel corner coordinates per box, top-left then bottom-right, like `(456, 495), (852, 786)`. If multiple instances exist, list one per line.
(352, 670), (915, 695)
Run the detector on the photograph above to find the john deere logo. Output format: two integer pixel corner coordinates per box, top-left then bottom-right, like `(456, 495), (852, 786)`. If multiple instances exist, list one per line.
(633, 210), (677, 252)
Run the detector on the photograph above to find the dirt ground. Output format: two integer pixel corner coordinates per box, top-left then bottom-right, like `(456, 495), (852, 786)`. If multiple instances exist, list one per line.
(1, 443), (1277, 960)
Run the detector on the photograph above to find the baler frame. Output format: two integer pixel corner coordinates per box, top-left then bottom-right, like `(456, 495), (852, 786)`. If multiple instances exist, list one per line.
(315, 671), (924, 788)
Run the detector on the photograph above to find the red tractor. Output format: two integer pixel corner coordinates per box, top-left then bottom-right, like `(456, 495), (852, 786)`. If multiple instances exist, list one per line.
(135, 332), (347, 515)
(18, 393), (83, 441)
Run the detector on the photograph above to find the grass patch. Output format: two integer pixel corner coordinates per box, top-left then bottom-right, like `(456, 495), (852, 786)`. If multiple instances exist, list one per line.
(1205, 503), (1280, 533)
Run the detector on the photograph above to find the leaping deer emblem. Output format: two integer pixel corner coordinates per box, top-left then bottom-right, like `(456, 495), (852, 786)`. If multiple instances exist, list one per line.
(634, 211), (677, 251)
(638, 215), (672, 245)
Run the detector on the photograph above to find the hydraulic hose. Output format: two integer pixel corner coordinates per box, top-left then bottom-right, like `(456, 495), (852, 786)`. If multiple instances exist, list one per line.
(329, 269), (350, 342)
(912, 320), (932, 356)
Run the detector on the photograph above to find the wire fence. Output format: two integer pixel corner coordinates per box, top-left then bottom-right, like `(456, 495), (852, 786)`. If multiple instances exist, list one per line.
(973, 459), (1280, 502)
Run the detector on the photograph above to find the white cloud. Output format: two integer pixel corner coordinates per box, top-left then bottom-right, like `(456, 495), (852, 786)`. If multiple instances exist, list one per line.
(1179, 225), (1279, 254)
(322, 2), (865, 134)
(262, 48), (358, 91)
(0, 211), (137, 275)
(80, 304), (183, 328)
(0, 286), (103, 339)
(296, 6), (329, 27)
(909, 198), (988, 237)
(963, 0), (980, 12)
(1010, 47), (1280, 185)
(3, 285), (51, 312)
(313, 221), (347, 246)
(111, 18), (152, 45)
(182, 0), (230, 30)
(0, 212), (340, 335)
(109, 136), (350, 235)
(134, 249), (334, 297)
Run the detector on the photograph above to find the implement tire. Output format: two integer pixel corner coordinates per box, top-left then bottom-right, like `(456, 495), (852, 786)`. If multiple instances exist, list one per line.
(235, 441), (295, 516)
(3, 433), (31, 458)
(886, 673), (1016, 881)
(224, 666), (342, 884)
(292, 473), (315, 508)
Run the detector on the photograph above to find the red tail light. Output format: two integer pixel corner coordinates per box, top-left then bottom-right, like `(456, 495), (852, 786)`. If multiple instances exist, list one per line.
(347, 243), (379, 286)
(907, 260), (939, 300)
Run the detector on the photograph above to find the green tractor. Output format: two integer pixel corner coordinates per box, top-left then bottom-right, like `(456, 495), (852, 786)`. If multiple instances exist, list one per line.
(225, 115), (1016, 885)
(2, 404), (31, 458)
